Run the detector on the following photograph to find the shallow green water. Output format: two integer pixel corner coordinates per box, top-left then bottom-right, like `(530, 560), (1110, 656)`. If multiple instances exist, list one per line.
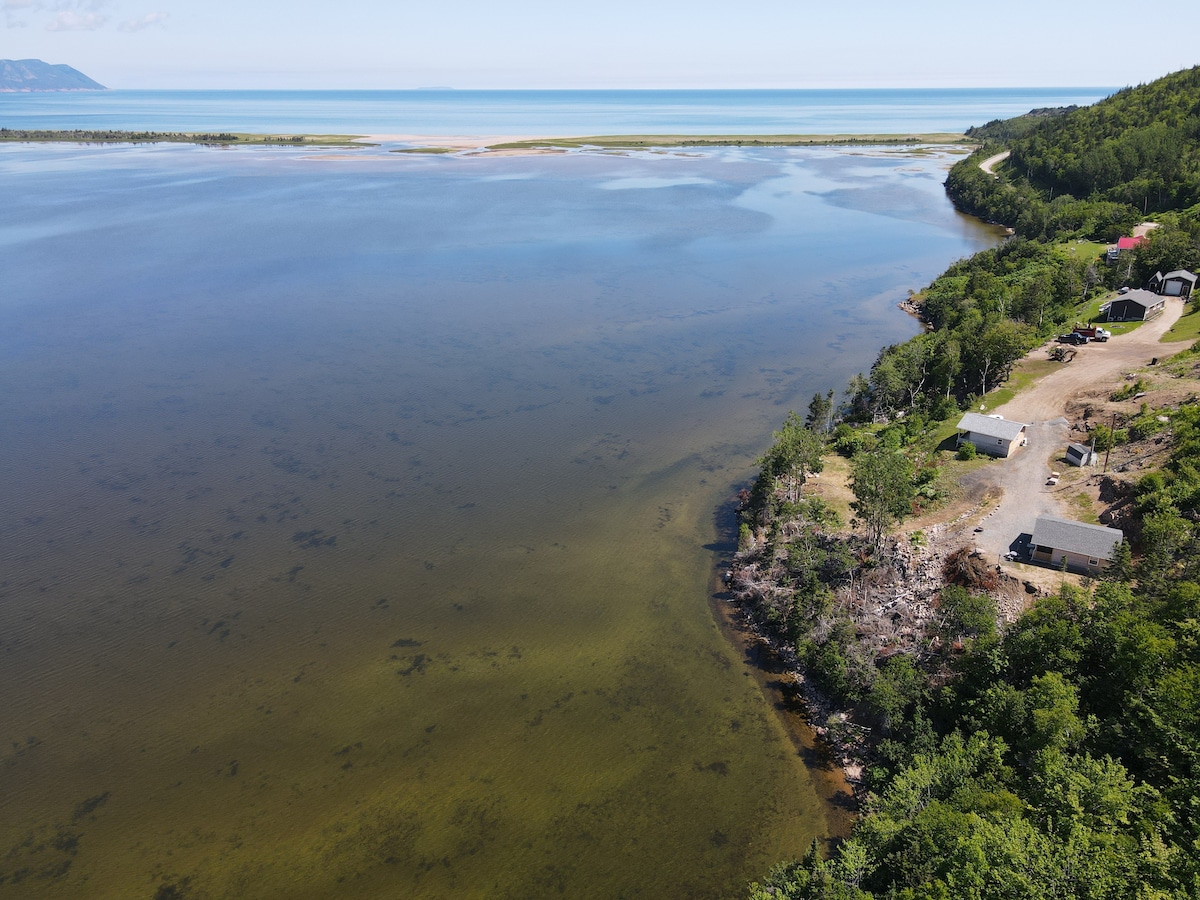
(0, 143), (1000, 897)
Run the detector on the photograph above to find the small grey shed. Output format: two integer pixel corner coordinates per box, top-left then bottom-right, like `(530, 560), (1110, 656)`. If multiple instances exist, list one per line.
(1066, 442), (1097, 467)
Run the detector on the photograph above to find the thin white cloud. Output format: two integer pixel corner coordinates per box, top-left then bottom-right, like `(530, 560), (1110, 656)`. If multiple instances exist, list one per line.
(46, 9), (105, 29)
(1, 0), (169, 32)
(2, 0), (32, 28)
(118, 10), (165, 31)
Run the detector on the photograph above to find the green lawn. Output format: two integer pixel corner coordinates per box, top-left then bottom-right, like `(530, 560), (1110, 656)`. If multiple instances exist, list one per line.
(977, 362), (1056, 412)
(1069, 492), (1100, 524)
(1162, 302), (1200, 343)
(918, 361), (1057, 456)
(1060, 240), (1107, 265)
(1079, 291), (1143, 335)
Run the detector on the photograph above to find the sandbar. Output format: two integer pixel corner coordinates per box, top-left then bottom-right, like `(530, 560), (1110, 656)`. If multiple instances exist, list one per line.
(365, 131), (973, 158)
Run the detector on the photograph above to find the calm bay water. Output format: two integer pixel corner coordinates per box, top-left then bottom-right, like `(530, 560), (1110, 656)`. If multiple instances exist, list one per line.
(0, 136), (1003, 897)
(0, 86), (1113, 136)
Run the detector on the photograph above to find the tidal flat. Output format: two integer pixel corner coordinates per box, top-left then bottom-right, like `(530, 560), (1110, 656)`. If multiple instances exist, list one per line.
(0, 142), (1002, 897)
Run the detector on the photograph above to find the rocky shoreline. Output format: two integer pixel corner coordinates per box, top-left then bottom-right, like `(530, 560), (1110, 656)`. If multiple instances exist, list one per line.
(723, 484), (1044, 800)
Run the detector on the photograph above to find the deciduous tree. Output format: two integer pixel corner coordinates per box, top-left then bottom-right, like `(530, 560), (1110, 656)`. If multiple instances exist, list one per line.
(850, 450), (912, 551)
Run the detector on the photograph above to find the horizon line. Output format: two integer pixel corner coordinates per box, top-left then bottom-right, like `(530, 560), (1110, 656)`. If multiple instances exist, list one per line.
(79, 84), (1120, 93)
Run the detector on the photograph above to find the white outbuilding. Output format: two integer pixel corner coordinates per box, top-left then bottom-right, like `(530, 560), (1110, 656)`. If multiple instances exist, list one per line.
(955, 413), (1028, 458)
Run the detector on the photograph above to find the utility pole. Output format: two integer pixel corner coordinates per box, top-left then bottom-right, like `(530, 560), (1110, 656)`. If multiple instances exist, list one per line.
(1102, 412), (1116, 474)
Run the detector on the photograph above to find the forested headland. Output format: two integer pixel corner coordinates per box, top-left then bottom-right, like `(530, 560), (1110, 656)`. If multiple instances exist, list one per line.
(743, 66), (1200, 898)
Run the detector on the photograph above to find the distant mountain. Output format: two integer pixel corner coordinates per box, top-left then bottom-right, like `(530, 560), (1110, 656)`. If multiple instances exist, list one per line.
(0, 59), (106, 92)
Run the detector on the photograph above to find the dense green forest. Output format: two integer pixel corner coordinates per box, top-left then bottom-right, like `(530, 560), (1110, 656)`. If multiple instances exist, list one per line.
(744, 68), (1200, 898)
(947, 66), (1200, 244)
(747, 399), (1200, 897)
(859, 67), (1200, 423)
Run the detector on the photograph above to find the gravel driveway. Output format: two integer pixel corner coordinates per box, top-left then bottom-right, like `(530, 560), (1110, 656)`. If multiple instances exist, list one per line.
(959, 298), (1189, 572)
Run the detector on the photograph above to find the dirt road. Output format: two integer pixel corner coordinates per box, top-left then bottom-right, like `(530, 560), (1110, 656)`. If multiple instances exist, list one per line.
(960, 299), (1189, 575)
(979, 150), (1010, 176)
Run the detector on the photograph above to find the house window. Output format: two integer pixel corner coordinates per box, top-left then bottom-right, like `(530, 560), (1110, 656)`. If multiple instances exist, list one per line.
(1089, 558), (1099, 566)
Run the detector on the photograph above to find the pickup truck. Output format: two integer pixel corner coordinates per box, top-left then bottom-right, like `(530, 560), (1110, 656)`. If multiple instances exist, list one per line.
(1073, 325), (1111, 342)
(1057, 332), (1087, 345)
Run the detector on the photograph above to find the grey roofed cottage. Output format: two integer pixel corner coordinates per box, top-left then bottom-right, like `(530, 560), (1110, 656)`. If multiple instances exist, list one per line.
(1029, 515), (1123, 575)
(955, 412), (1027, 458)
(1104, 288), (1166, 321)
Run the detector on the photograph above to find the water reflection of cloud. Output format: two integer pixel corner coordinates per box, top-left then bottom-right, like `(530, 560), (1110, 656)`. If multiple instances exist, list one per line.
(813, 183), (955, 229)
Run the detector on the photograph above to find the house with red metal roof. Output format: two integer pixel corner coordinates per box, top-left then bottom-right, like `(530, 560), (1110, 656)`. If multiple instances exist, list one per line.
(1106, 234), (1148, 263)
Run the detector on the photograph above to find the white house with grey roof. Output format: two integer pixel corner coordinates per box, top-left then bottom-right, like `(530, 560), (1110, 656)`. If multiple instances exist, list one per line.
(955, 413), (1028, 458)
(1029, 516), (1124, 575)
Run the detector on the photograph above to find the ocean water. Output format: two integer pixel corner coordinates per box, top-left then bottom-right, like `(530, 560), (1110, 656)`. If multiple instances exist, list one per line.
(0, 86), (1114, 136)
(0, 136), (1004, 897)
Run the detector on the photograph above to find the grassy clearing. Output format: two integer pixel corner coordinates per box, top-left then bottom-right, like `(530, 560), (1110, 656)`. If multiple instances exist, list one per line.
(812, 454), (855, 524)
(1069, 491), (1100, 523)
(925, 417), (964, 455)
(1162, 302), (1200, 343)
(1079, 291), (1143, 335)
(392, 147), (456, 155)
(1104, 320), (1143, 336)
(978, 361), (1057, 413)
(1059, 240), (1107, 265)
(485, 133), (973, 151)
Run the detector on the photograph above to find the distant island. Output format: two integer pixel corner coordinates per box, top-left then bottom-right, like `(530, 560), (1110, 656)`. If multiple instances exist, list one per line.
(0, 59), (106, 92)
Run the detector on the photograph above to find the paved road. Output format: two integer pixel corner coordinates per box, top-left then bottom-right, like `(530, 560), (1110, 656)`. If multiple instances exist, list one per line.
(964, 299), (1189, 570)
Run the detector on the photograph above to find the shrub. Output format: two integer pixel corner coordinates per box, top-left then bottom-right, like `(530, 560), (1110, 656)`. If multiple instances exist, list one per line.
(956, 441), (977, 461)
(1111, 378), (1148, 401)
(929, 395), (962, 421)
(737, 522), (753, 552)
(1128, 413), (1167, 441)
(832, 424), (877, 458)
(1092, 424), (1129, 450)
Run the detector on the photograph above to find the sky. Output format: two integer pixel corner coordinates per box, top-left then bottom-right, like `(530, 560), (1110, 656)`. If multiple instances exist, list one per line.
(3, 0), (1199, 90)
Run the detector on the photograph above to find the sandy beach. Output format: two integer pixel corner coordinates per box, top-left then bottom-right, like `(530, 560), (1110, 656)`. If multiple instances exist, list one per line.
(357, 133), (550, 146)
